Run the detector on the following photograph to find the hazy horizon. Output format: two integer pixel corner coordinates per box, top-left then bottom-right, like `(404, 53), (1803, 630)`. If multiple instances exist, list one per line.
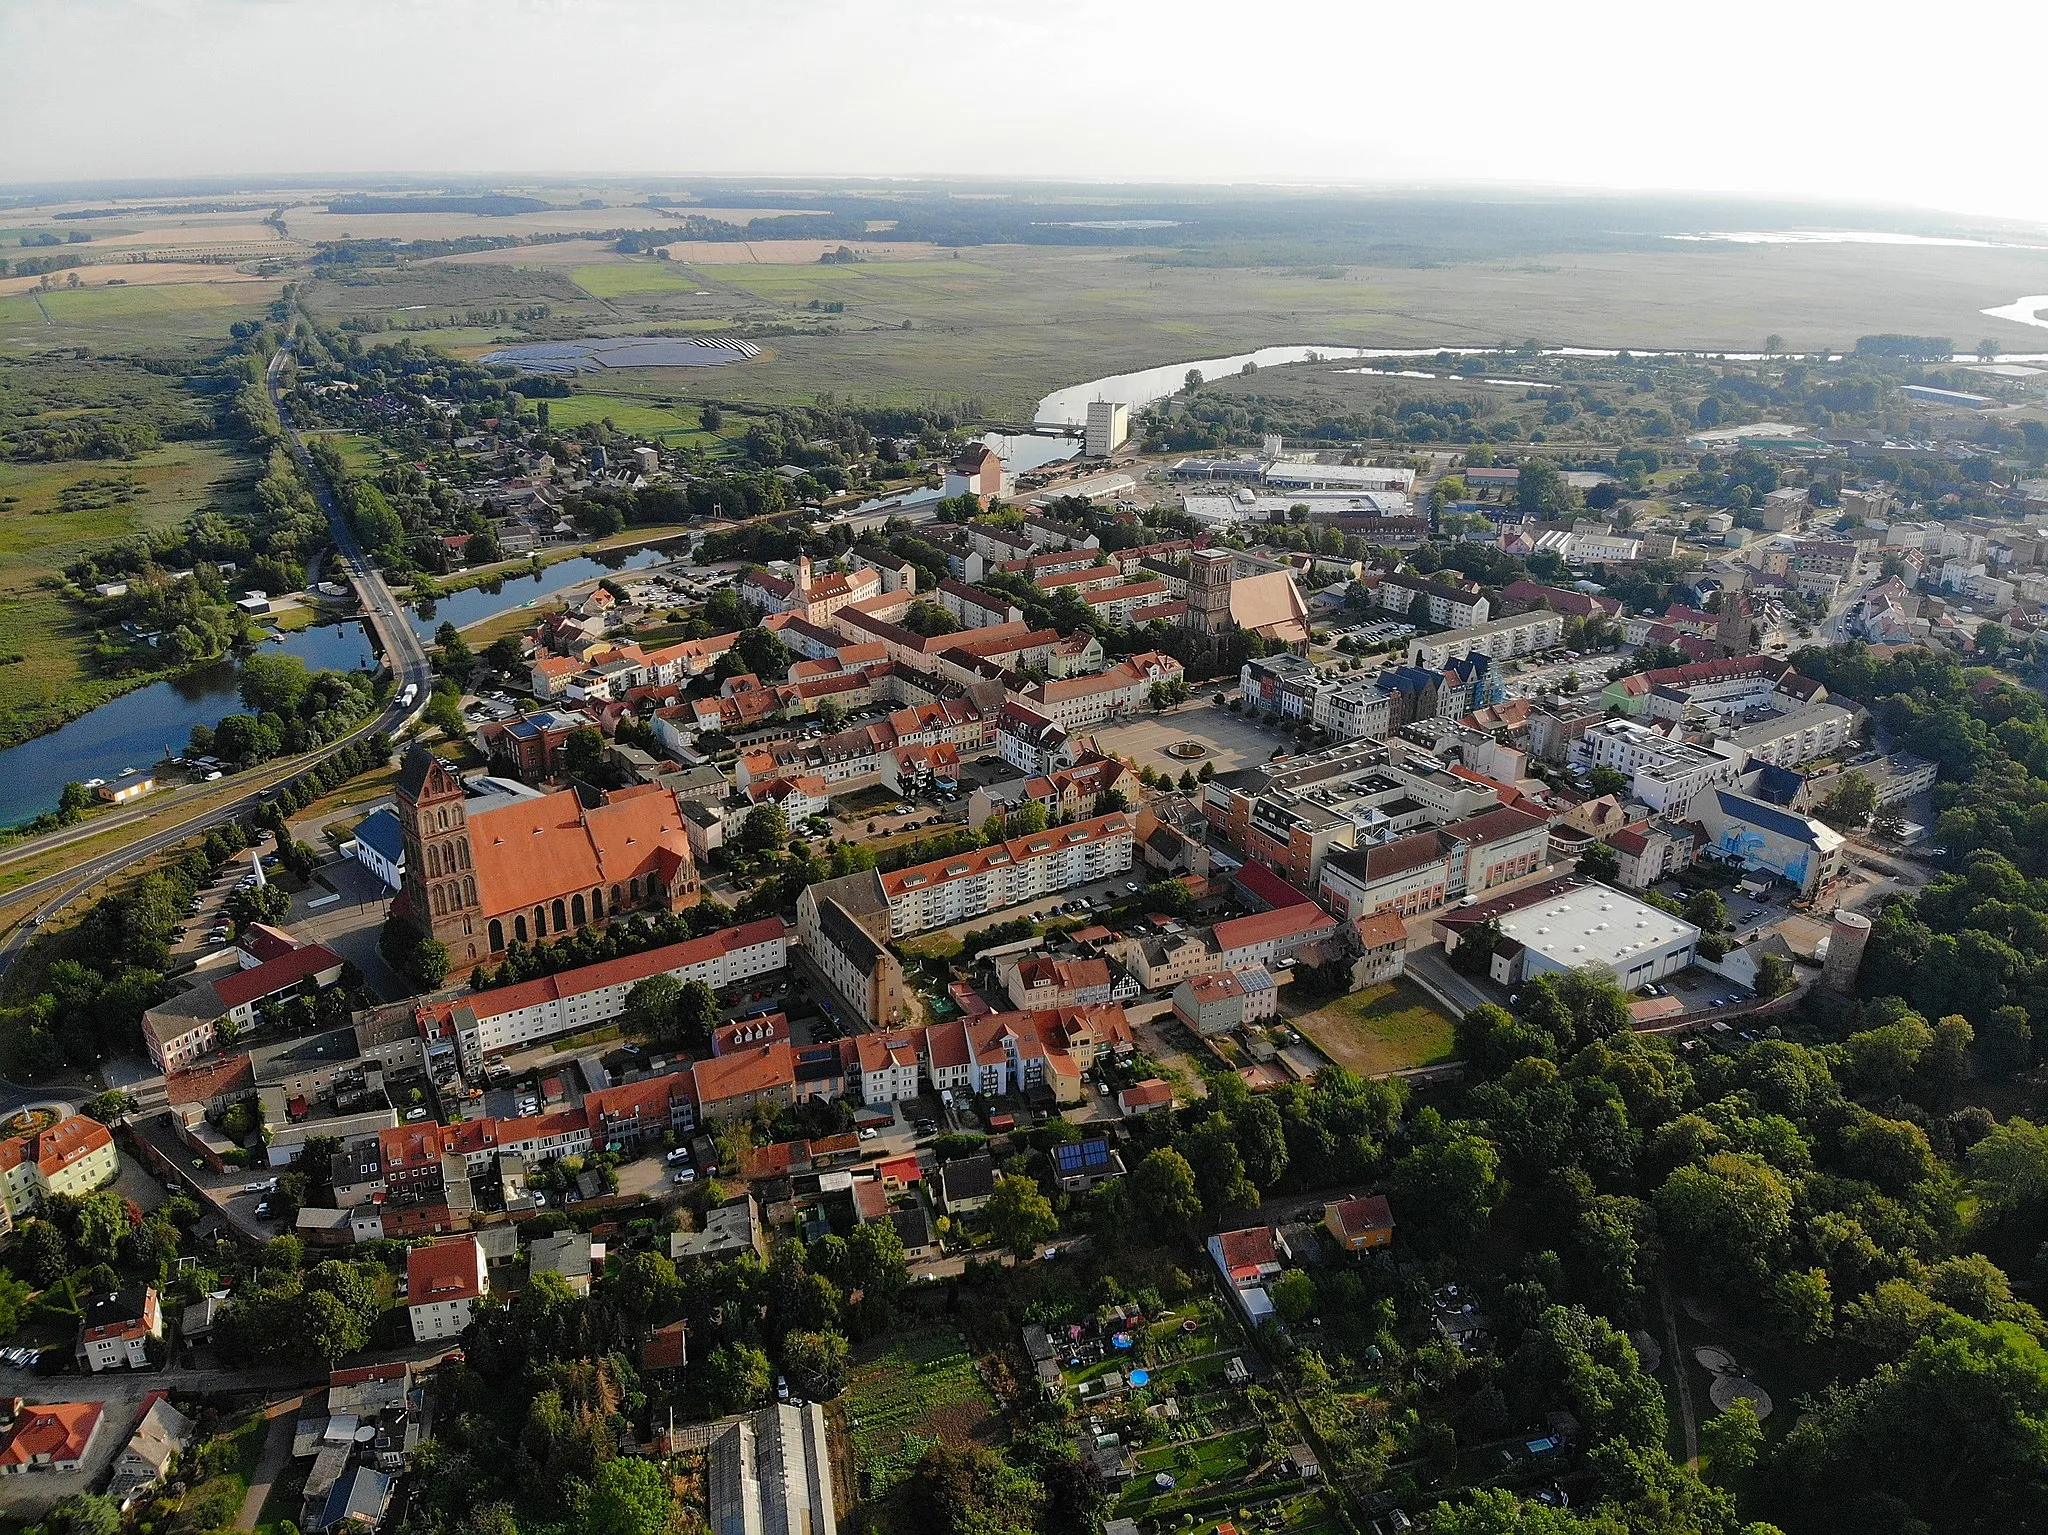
(7, 0), (2048, 227)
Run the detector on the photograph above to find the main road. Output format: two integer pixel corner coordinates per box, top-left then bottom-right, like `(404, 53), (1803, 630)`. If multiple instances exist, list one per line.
(0, 346), (432, 981)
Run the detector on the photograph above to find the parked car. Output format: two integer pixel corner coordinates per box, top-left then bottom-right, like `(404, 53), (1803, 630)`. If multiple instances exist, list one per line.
(664, 1147), (691, 1164)
(405, 1108), (430, 1122)
(671, 1168), (696, 1184)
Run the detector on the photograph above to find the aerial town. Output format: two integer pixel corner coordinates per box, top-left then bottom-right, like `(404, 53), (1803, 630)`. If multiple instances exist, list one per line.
(4, 29), (2048, 1535)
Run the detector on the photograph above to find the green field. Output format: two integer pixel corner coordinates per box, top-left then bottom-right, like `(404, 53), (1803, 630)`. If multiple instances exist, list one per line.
(0, 279), (280, 357)
(303, 428), (394, 476)
(543, 391), (736, 448)
(1291, 978), (1458, 1077)
(0, 441), (255, 746)
(570, 261), (707, 299)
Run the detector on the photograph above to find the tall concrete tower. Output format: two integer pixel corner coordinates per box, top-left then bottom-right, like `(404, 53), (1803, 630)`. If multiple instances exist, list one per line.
(1823, 908), (1872, 992)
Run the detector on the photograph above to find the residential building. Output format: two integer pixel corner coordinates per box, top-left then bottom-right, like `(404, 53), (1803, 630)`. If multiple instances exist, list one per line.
(1211, 903), (1339, 971)
(1374, 573), (1490, 628)
(1349, 911), (1409, 987)
(0, 1401), (108, 1475)
(798, 881), (910, 1028)
(77, 1289), (162, 1372)
(1173, 971), (1247, 1036)
(1208, 1225), (1289, 1290)
(873, 813), (1135, 937)
(938, 1154), (997, 1214)
(416, 919), (785, 1071)
(1405, 610), (1563, 672)
(1571, 719), (1745, 815)
(673, 1197), (767, 1263)
(527, 1231), (594, 1295)
(108, 1394), (195, 1505)
(1019, 653), (1184, 731)
(1718, 701), (1857, 769)
(1085, 400), (1131, 458)
(141, 939), (347, 1071)
(1324, 1194), (1395, 1251)
(351, 808), (405, 890)
(406, 1237), (488, 1342)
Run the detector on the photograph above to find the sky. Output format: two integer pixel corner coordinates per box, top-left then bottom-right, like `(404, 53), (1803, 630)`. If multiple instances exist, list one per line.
(5, 0), (2048, 226)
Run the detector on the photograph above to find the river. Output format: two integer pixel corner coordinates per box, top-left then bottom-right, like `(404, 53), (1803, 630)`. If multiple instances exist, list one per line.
(0, 619), (388, 830)
(402, 544), (675, 640)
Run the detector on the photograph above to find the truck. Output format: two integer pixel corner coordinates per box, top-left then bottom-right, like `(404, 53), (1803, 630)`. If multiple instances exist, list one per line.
(399, 682), (419, 707)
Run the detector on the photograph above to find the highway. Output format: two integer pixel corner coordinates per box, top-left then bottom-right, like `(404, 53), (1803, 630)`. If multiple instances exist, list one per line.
(0, 345), (432, 982)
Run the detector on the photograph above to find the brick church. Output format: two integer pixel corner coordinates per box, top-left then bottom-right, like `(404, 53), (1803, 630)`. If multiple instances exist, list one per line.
(395, 748), (700, 966)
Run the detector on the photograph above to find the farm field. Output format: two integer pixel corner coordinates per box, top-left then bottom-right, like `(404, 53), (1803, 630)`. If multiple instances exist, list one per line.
(0, 279), (280, 357)
(1289, 978), (1458, 1077)
(841, 1329), (996, 1499)
(0, 441), (255, 748)
(569, 261), (710, 299)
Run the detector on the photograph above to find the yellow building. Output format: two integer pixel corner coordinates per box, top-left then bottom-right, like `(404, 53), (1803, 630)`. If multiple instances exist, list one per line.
(1323, 1194), (1395, 1251)
(0, 1117), (121, 1234)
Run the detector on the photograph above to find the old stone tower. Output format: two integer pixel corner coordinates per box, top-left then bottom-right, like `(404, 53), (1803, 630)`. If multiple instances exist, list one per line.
(396, 748), (484, 963)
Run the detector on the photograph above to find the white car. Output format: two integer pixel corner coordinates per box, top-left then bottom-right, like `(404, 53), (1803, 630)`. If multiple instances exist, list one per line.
(858, 1127), (878, 1140)
(671, 1168), (696, 1184)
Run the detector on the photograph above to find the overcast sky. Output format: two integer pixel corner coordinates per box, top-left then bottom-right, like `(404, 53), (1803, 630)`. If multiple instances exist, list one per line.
(5, 0), (2046, 225)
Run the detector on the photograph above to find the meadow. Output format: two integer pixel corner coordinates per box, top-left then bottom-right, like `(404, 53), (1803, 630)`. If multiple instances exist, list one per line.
(0, 441), (255, 747)
(541, 391), (737, 448)
(0, 278), (280, 357)
(1289, 978), (1457, 1077)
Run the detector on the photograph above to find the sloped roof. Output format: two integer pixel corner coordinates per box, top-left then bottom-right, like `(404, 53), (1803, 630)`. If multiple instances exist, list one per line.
(1228, 570), (1310, 641)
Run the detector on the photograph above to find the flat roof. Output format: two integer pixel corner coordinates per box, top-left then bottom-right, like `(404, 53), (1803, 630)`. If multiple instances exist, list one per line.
(1496, 885), (1700, 971)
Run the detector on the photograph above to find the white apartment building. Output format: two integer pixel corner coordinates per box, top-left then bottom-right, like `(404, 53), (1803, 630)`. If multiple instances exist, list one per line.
(1374, 574), (1490, 628)
(856, 1033), (924, 1103)
(879, 814), (1135, 937)
(421, 919), (786, 1070)
(1405, 610), (1565, 672)
(1020, 653), (1183, 731)
(1312, 678), (1393, 742)
(1573, 719), (1746, 815)
(1719, 702), (1857, 769)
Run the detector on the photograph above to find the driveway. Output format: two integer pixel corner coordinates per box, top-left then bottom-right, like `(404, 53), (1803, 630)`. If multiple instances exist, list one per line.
(235, 1396), (305, 1530)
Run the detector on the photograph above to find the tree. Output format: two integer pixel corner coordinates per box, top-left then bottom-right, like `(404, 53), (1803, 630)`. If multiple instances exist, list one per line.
(241, 651), (311, 716)
(1451, 917), (1502, 977)
(1685, 888), (1729, 933)
(1817, 771), (1877, 829)
(1577, 841), (1620, 884)
(781, 1329), (852, 1399)
(578, 1457), (680, 1535)
(739, 804), (790, 855)
(1655, 1152), (1791, 1293)
(734, 627), (792, 680)
(1129, 1148), (1202, 1238)
(846, 1219), (909, 1311)
(302, 1286), (372, 1366)
(465, 530), (502, 566)
(1516, 458), (1573, 515)
(77, 1090), (136, 1124)
(1586, 766), (1629, 797)
(564, 726), (608, 783)
(485, 634), (525, 675)
(674, 980), (720, 1049)
(984, 1175), (1059, 1256)
(1755, 952), (1794, 999)
(1272, 1268), (1317, 1326)
(621, 975), (682, 1043)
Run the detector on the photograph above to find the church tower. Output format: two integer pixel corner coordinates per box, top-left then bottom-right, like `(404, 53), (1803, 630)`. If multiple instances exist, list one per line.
(396, 748), (484, 964)
(1184, 548), (1234, 642)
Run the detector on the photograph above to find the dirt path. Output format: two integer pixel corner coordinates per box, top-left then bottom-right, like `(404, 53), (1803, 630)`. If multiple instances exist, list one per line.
(1660, 1279), (1699, 1467)
(235, 1397), (303, 1530)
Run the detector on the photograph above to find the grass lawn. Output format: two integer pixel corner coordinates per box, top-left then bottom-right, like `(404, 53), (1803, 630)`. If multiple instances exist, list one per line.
(0, 440), (256, 749)
(303, 428), (393, 477)
(1290, 978), (1457, 1076)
